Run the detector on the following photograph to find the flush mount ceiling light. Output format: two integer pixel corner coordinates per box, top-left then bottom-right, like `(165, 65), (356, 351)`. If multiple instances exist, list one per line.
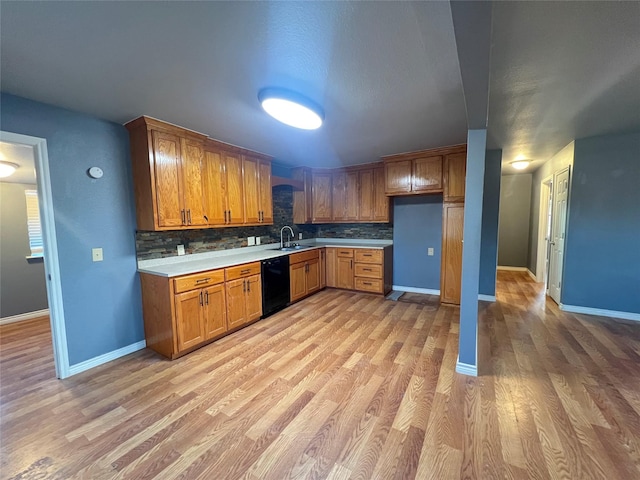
(510, 160), (530, 170)
(0, 161), (18, 178)
(258, 88), (324, 130)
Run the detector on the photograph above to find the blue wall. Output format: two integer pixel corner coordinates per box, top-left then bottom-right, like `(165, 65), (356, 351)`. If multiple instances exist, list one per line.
(479, 149), (501, 296)
(562, 132), (640, 314)
(392, 195), (443, 290)
(1, 93), (144, 364)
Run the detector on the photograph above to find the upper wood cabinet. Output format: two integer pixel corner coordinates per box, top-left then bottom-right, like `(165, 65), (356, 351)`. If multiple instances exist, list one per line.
(293, 163), (390, 225)
(383, 145), (466, 197)
(126, 116), (273, 231)
(311, 172), (333, 223)
(444, 152), (467, 203)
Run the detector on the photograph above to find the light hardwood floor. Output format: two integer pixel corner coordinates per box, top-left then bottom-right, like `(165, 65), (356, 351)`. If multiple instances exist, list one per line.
(1, 272), (639, 479)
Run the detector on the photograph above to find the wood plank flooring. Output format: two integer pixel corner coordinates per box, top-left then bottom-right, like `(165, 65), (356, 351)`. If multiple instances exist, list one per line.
(2, 272), (640, 479)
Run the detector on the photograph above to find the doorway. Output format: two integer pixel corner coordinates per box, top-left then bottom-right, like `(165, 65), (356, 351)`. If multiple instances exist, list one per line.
(547, 167), (570, 305)
(535, 175), (553, 287)
(0, 131), (69, 378)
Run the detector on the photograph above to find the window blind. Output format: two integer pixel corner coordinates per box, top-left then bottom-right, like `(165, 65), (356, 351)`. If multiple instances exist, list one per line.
(24, 190), (44, 257)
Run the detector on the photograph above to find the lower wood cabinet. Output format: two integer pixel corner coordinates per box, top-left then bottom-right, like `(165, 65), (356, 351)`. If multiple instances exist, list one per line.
(139, 261), (262, 360)
(324, 246), (393, 295)
(440, 203), (464, 304)
(290, 250), (321, 303)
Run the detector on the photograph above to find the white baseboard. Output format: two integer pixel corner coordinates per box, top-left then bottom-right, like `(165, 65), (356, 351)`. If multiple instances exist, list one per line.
(68, 340), (147, 377)
(527, 269), (537, 282)
(478, 294), (496, 302)
(455, 358), (478, 377)
(0, 308), (49, 325)
(560, 304), (640, 322)
(392, 285), (440, 295)
(497, 266), (528, 271)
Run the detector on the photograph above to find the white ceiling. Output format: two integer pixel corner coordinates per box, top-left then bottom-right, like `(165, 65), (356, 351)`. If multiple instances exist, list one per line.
(0, 142), (36, 185)
(1, 2), (639, 173)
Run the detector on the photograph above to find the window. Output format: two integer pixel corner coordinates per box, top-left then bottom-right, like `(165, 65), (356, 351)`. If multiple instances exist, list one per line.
(24, 189), (44, 258)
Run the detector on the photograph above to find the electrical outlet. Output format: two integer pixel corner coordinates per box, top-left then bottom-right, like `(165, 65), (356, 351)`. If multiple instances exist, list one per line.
(92, 248), (103, 262)
(248, 236), (256, 246)
(177, 244), (185, 256)
(256, 236), (261, 245)
(299, 233), (303, 240)
(428, 247), (434, 256)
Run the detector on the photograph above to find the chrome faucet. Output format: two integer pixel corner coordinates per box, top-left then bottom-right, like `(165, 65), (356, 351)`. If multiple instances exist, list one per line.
(280, 225), (294, 249)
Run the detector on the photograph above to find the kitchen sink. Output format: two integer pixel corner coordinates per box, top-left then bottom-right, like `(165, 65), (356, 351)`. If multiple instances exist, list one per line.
(270, 245), (314, 252)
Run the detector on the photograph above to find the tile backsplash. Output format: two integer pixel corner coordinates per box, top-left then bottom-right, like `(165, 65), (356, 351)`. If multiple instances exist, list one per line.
(135, 185), (393, 260)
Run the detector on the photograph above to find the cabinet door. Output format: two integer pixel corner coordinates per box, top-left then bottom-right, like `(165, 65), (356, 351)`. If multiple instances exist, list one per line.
(441, 203), (464, 304)
(152, 130), (184, 227)
(336, 257), (354, 290)
(444, 152), (467, 203)
(331, 172), (346, 221)
(204, 284), (226, 339)
(359, 169), (374, 221)
(373, 166), (390, 221)
(225, 153), (244, 225)
(306, 259), (321, 295)
(245, 275), (262, 322)
(175, 290), (205, 352)
(312, 172), (333, 222)
(203, 148), (227, 226)
(292, 168), (312, 224)
(384, 160), (412, 194)
(290, 262), (307, 302)
(413, 155), (442, 192)
(226, 278), (247, 329)
(344, 171), (359, 221)
(258, 160), (273, 224)
(243, 156), (260, 224)
(319, 248), (326, 288)
(181, 138), (207, 226)
(325, 248), (337, 287)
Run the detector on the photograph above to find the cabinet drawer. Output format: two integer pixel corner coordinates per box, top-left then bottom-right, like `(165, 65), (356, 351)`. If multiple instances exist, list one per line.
(354, 263), (382, 279)
(336, 248), (354, 258)
(289, 249), (319, 265)
(355, 277), (383, 293)
(355, 249), (382, 263)
(174, 270), (224, 293)
(225, 262), (261, 281)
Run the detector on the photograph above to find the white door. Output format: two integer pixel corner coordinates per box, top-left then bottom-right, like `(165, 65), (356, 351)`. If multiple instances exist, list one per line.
(548, 167), (570, 304)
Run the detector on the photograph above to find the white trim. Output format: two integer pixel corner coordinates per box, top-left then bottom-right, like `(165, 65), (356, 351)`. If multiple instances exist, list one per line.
(392, 285), (440, 295)
(497, 266), (528, 271)
(478, 294), (496, 302)
(527, 269), (537, 282)
(536, 174), (553, 284)
(68, 340), (147, 377)
(0, 309), (50, 325)
(560, 304), (640, 322)
(1, 131), (69, 379)
(455, 356), (478, 376)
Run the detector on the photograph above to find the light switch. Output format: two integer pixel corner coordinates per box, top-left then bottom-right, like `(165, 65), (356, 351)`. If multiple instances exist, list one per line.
(428, 247), (434, 256)
(248, 236), (256, 246)
(177, 244), (185, 256)
(255, 236), (261, 245)
(92, 248), (103, 262)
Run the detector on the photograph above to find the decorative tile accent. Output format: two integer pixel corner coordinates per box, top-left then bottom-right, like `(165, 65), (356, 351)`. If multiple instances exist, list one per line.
(135, 185), (394, 260)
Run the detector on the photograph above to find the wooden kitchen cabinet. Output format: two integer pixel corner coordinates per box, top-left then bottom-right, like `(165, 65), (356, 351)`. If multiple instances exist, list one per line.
(325, 247), (337, 287)
(444, 152), (467, 203)
(289, 250), (320, 303)
(319, 248), (327, 288)
(332, 171), (358, 221)
(384, 153), (442, 195)
(312, 172), (333, 222)
(126, 116), (273, 231)
(441, 203), (464, 304)
(292, 167), (312, 224)
(324, 246), (393, 295)
(359, 165), (389, 222)
(225, 262), (262, 329)
(139, 268), (228, 359)
(336, 248), (354, 290)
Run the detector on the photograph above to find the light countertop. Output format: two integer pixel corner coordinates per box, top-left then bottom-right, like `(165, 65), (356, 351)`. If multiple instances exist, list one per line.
(138, 238), (393, 277)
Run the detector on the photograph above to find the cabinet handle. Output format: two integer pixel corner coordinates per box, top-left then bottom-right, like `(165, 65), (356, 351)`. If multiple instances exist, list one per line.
(363, 254), (372, 257)
(351, 260), (353, 269)
(199, 291), (203, 306)
(363, 282), (372, 286)
(241, 269), (251, 274)
(224, 210), (228, 223)
(187, 209), (192, 224)
(196, 278), (210, 284)
(181, 209), (186, 225)
(228, 210), (232, 223)
(247, 279), (251, 292)
(205, 291), (209, 305)
(363, 268), (372, 272)
(243, 280), (246, 292)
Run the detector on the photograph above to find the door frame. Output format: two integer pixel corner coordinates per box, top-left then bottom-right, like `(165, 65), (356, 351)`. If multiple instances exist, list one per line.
(536, 174), (553, 285)
(548, 166), (571, 304)
(1, 131), (69, 378)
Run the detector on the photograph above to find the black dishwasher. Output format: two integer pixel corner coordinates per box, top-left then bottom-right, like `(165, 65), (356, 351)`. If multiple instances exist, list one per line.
(261, 255), (290, 317)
